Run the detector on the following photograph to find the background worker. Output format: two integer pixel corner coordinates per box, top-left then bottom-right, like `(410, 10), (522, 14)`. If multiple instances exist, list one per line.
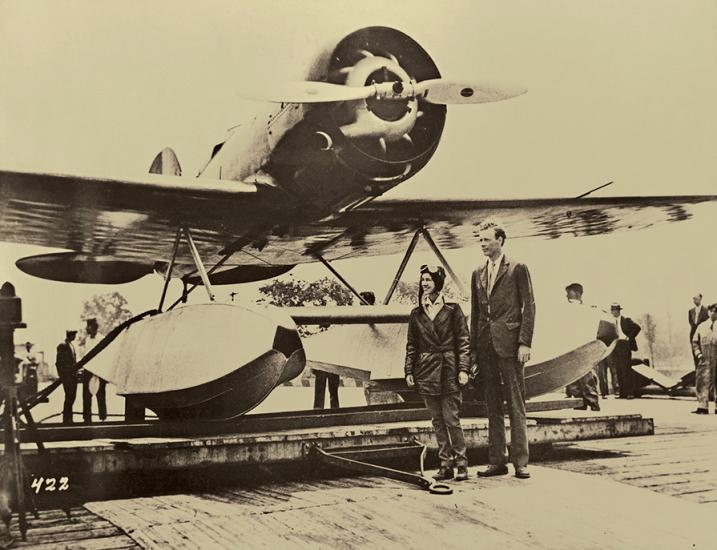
(691, 303), (717, 414)
(56, 329), (78, 424)
(79, 318), (107, 422)
(564, 283), (600, 411)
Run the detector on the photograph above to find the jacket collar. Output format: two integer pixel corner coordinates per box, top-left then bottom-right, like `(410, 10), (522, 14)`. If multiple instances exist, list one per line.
(480, 255), (510, 296)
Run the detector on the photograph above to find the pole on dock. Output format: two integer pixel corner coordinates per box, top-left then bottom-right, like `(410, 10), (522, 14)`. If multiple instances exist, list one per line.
(0, 282), (28, 541)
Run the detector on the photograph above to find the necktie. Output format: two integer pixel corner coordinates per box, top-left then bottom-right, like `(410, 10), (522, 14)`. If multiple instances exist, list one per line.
(711, 322), (714, 331)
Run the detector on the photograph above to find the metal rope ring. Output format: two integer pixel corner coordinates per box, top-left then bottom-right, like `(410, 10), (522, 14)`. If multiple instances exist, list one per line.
(428, 482), (453, 495)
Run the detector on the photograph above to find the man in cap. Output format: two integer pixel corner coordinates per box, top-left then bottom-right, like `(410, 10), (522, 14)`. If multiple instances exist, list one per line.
(691, 303), (717, 414)
(56, 329), (78, 424)
(79, 318), (107, 422)
(564, 283), (600, 411)
(608, 303), (641, 399)
(472, 219), (536, 479)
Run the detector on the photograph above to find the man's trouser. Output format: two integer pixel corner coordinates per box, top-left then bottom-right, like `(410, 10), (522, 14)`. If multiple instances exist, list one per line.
(567, 371), (599, 409)
(479, 340), (529, 468)
(695, 359), (716, 409)
(596, 359), (609, 396)
(60, 375), (77, 424)
(82, 371), (107, 422)
(313, 370), (340, 409)
(610, 340), (633, 398)
(423, 392), (467, 468)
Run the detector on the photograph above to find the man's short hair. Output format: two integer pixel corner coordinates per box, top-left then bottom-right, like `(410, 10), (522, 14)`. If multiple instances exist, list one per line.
(477, 219), (507, 245)
(708, 303), (717, 312)
(566, 283), (583, 294)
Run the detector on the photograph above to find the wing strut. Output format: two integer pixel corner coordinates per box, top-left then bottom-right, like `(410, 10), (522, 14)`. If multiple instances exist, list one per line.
(313, 254), (371, 305)
(156, 228), (241, 310)
(383, 227), (468, 304)
(184, 228), (215, 301)
(158, 228), (183, 311)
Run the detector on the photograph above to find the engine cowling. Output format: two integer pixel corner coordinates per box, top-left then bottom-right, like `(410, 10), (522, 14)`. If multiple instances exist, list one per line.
(326, 26), (446, 183)
(264, 27), (446, 214)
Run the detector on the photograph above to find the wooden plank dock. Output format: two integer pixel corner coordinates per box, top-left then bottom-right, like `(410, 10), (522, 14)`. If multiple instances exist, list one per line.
(12, 466), (709, 549)
(8, 396), (714, 549)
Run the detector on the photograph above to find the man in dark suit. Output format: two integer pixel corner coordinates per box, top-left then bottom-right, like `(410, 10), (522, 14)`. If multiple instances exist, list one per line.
(689, 293), (709, 367)
(607, 303), (641, 398)
(55, 329), (78, 424)
(471, 220), (536, 479)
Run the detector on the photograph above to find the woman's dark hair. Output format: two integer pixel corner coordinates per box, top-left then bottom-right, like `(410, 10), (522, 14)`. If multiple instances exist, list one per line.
(418, 265), (446, 304)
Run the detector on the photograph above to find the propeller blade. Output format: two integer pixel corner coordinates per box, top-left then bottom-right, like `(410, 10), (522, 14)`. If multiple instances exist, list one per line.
(241, 81), (375, 103)
(414, 79), (527, 104)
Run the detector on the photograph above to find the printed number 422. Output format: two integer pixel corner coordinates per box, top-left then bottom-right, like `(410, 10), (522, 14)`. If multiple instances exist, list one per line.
(30, 477), (69, 494)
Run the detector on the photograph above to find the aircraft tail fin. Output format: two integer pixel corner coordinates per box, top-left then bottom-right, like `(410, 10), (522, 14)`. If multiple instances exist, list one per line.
(149, 147), (182, 176)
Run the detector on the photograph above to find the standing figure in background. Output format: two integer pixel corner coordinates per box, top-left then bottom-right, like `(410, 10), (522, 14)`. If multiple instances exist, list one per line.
(472, 219), (536, 480)
(312, 369), (340, 409)
(20, 341), (39, 398)
(79, 318), (107, 422)
(691, 303), (717, 414)
(689, 294), (709, 367)
(608, 303), (641, 399)
(55, 329), (78, 424)
(564, 283), (600, 411)
(405, 265), (471, 481)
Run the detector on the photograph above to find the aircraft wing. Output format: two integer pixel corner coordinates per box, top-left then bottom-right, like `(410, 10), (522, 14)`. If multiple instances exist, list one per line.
(1, 167), (715, 283)
(294, 194), (716, 263)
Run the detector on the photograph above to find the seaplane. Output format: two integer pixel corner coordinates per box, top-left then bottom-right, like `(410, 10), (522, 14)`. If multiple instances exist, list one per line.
(2, 26), (715, 420)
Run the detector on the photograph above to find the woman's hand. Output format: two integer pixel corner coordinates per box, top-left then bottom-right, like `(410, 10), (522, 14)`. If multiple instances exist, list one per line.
(458, 371), (469, 386)
(405, 374), (415, 387)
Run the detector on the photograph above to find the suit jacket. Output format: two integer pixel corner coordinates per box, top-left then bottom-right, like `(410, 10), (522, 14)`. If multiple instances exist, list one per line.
(404, 302), (470, 396)
(689, 306), (709, 341)
(619, 316), (641, 352)
(471, 255), (536, 360)
(55, 340), (76, 379)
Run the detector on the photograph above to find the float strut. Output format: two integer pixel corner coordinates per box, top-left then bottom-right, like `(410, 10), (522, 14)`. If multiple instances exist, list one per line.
(313, 254), (370, 305)
(158, 227), (182, 312)
(383, 229), (421, 305)
(183, 228), (215, 302)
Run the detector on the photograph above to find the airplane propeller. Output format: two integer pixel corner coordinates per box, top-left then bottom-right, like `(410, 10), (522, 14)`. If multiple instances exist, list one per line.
(243, 78), (526, 105)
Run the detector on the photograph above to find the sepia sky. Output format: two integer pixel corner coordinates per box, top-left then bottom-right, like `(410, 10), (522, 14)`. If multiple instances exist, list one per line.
(1, 0), (716, 364)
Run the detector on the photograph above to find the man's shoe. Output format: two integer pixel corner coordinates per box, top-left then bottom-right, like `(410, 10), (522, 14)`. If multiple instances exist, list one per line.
(573, 405), (588, 410)
(432, 467), (454, 481)
(590, 405), (601, 411)
(454, 466), (469, 481)
(515, 466), (531, 479)
(477, 465), (509, 477)
(692, 408), (708, 415)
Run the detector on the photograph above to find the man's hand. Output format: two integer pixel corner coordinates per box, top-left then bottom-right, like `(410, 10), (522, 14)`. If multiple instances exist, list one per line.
(458, 371), (469, 386)
(405, 374), (415, 387)
(518, 345), (531, 365)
